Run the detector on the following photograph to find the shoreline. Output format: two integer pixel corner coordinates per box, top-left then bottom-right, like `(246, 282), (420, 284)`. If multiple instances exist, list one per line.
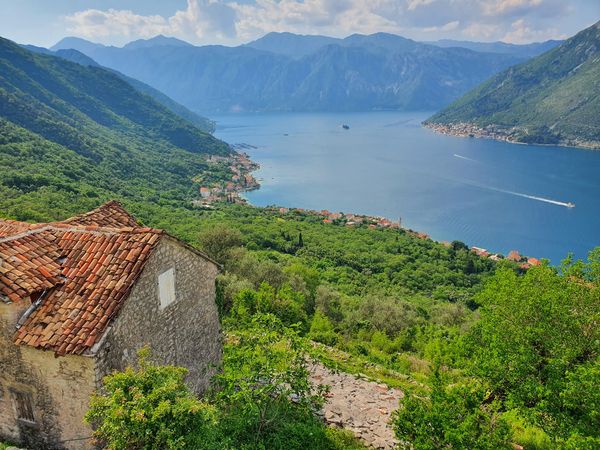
(194, 148), (261, 207)
(424, 122), (600, 151)
(198, 143), (542, 268)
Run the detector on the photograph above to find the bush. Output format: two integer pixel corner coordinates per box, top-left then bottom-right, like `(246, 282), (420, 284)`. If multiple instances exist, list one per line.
(470, 259), (600, 440)
(309, 310), (338, 345)
(393, 369), (512, 450)
(198, 225), (242, 265)
(85, 348), (219, 450)
(231, 283), (309, 330)
(213, 313), (328, 448)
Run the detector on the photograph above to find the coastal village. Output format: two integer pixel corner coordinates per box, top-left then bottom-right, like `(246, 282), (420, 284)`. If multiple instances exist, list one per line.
(196, 147), (542, 270)
(426, 122), (518, 143)
(194, 151), (260, 206)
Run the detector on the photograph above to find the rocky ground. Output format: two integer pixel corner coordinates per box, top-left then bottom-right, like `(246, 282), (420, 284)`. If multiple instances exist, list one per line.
(309, 362), (403, 449)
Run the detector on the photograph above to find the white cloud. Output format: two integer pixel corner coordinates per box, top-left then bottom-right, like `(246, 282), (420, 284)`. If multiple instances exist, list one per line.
(62, 0), (579, 46)
(502, 18), (566, 43)
(423, 21), (460, 33)
(65, 0), (239, 45)
(482, 0), (544, 16)
(407, 0), (437, 11)
(65, 8), (168, 39)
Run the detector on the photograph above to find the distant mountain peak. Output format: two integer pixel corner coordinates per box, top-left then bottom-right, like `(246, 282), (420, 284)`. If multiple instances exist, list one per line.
(51, 36), (105, 52)
(123, 35), (194, 50)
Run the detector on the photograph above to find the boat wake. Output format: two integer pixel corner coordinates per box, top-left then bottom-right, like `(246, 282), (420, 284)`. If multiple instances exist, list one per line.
(484, 186), (575, 208)
(453, 154), (477, 162)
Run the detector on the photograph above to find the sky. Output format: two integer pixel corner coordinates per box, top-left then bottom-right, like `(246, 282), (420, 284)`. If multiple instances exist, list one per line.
(1, 0), (599, 48)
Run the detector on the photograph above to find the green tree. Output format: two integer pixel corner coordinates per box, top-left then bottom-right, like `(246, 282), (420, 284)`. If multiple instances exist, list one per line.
(214, 313), (329, 448)
(85, 348), (218, 450)
(198, 224), (243, 265)
(393, 369), (512, 449)
(470, 257), (600, 442)
(231, 283), (308, 330)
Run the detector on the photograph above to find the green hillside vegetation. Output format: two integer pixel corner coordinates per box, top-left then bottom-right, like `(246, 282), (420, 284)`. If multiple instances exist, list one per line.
(0, 36), (228, 220)
(22, 44), (215, 132)
(427, 21), (600, 148)
(1, 36), (598, 449)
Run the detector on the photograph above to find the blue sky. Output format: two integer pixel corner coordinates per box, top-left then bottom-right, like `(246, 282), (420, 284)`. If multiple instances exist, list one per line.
(1, 0), (599, 47)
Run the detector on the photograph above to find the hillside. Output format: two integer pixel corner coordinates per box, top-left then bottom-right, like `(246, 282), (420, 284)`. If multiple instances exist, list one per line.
(426, 21), (600, 149)
(22, 44), (215, 132)
(51, 33), (524, 113)
(0, 36), (229, 220)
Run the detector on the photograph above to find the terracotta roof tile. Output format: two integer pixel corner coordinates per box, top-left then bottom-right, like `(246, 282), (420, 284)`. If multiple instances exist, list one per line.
(0, 201), (165, 356)
(0, 219), (41, 238)
(60, 200), (141, 228)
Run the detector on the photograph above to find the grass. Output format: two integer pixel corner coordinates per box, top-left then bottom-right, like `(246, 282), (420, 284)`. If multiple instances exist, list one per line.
(309, 341), (429, 396)
(325, 427), (369, 449)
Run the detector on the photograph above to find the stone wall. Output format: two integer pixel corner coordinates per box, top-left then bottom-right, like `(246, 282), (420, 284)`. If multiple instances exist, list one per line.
(93, 236), (222, 395)
(0, 304), (95, 449)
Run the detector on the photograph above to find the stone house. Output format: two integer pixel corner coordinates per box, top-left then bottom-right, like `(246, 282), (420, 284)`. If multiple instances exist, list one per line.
(0, 201), (222, 449)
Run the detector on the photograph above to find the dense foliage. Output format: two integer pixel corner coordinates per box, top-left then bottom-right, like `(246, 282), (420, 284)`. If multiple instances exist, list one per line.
(86, 319), (365, 450)
(468, 256), (600, 447)
(393, 368), (512, 449)
(85, 348), (219, 449)
(427, 21), (600, 147)
(0, 37), (229, 221)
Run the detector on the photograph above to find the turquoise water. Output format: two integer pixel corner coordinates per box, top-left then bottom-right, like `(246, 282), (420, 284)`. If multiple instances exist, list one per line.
(213, 111), (600, 264)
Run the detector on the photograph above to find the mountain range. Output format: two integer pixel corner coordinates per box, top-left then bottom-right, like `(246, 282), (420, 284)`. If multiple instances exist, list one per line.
(0, 36), (228, 220)
(50, 32), (556, 114)
(426, 20), (600, 149)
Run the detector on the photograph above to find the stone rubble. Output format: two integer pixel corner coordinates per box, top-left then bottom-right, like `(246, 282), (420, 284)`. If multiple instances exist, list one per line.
(309, 362), (403, 450)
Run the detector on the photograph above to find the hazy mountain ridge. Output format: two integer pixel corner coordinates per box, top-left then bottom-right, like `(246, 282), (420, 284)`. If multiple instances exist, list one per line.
(426, 21), (600, 149)
(51, 32), (532, 113)
(426, 39), (562, 58)
(245, 31), (559, 59)
(25, 44), (215, 132)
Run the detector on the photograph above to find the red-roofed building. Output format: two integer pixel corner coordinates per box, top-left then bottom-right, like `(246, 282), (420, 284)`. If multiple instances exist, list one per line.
(0, 202), (221, 449)
(528, 257), (541, 266)
(507, 250), (523, 262)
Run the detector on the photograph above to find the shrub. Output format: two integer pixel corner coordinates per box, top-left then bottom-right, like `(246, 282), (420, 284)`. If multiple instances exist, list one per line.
(309, 310), (338, 345)
(393, 369), (512, 450)
(85, 348), (218, 450)
(213, 313), (328, 448)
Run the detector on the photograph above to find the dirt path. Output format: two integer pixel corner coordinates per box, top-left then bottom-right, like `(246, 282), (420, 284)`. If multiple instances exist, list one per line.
(309, 362), (403, 449)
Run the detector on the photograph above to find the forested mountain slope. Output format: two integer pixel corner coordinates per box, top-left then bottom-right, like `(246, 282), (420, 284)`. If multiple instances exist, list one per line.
(0, 37), (229, 220)
(22, 44), (215, 132)
(426, 21), (600, 148)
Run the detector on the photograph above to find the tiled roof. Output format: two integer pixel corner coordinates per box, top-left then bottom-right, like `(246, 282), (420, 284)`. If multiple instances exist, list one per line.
(0, 219), (40, 238)
(61, 200), (141, 228)
(0, 202), (164, 356)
